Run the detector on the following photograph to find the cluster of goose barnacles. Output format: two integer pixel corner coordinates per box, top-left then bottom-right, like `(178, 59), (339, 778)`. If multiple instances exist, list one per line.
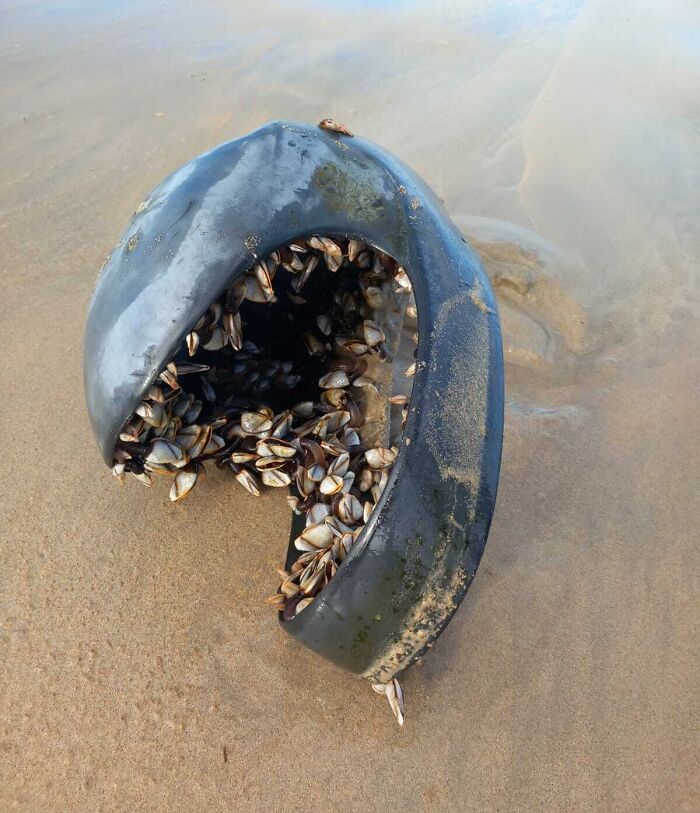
(111, 235), (416, 725)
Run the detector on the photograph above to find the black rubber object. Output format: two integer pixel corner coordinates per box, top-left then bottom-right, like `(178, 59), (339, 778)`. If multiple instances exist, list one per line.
(84, 120), (504, 682)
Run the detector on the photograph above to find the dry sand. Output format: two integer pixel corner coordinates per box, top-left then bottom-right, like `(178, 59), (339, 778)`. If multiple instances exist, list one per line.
(1, 0), (698, 810)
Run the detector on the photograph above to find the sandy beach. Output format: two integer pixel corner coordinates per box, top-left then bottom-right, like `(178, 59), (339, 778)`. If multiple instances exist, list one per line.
(1, 0), (698, 810)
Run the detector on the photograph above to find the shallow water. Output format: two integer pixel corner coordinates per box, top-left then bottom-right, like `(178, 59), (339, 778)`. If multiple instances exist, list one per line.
(1, 1), (698, 810)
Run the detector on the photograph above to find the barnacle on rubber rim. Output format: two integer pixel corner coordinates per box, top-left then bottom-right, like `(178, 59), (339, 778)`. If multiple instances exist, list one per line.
(110, 234), (415, 630)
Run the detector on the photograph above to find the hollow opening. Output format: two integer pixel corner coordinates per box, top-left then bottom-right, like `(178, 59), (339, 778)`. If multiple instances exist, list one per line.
(112, 235), (418, 619)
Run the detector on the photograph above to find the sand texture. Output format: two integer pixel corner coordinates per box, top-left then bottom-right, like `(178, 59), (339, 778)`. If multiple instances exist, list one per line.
(1, 0), (698, 810)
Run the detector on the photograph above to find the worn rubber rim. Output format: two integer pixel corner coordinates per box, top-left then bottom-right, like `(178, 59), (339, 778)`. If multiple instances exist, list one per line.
(84, 120), (504, 680)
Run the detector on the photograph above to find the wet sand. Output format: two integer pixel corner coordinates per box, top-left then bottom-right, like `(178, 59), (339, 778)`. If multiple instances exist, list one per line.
(1, 1), (698, 810)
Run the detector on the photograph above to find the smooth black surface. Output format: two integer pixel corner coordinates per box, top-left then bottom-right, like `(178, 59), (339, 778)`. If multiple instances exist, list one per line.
(84, 121), (504, 680)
